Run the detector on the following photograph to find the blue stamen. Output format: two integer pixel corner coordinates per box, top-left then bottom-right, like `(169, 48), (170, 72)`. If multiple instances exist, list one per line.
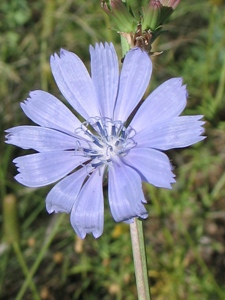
(111, 125), (116, 136)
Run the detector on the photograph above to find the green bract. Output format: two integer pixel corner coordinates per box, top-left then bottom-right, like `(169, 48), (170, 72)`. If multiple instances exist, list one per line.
(101, 0), (137, 32)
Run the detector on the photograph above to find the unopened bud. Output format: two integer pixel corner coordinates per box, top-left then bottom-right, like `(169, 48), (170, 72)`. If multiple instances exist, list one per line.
(160, 0), (181, 9)
(142, 0), (162, 31)
(101, 0), (137, 32)
(159, 0), (180, 24)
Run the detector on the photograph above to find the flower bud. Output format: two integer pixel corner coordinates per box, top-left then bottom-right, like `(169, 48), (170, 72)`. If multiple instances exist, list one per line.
(160, 0), (181, 9)
(142, 0), (162, 31)
(101, 0), (137, 32)
(159, 0), (181, 24)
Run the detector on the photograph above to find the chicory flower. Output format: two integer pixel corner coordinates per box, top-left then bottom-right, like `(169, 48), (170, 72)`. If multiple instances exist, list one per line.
(6, 43), (204, 238)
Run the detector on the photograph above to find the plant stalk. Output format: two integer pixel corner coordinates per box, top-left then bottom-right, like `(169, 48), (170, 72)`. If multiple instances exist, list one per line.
(130, 218), (151, 300)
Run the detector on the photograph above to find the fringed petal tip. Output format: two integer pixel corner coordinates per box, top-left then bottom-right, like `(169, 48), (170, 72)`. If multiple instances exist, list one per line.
(71, 217), (104, 239)
(74, 227), (103, 240)
(89, 41), (115, 52)
(50, 52), (57, 62)
(123, 212), (149, 224)
(14, 174), (30, 187)
(50, 48), (68, 60)
(46, 203), (69, 214)
(59, 48), (67, 57)
(53, 47), (91, 61)
(4, 129), (12, 143)
(163, 181), (176, 190)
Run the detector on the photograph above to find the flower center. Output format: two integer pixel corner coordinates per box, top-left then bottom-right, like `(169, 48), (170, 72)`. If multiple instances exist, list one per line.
(75, 117), (136, 168)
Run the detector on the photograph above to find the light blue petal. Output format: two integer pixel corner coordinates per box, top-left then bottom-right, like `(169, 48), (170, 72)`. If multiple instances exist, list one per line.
(108, 159), (148, 223)
(122, 148), (175, 188)
(5, 126), (80, 152)
(113, 48), (152, 122)
(13, 151), (88, 187)
(21, 90), (81, 134)
(46, 167), (88, 213)
(130, 78), (187, 132)
(90, 43), (119, 118)
(134, 115), (205, 150)
(50, 49), (99, 120)
(70, 168), (104, 239)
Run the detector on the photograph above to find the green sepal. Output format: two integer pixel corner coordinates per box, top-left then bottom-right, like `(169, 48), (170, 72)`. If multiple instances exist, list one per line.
(102, 0), (138, 32)
(159, 6), (174, 24)
(142, 2), (162, 32)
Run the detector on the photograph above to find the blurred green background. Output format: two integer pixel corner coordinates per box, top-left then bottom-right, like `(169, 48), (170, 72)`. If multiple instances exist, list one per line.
(1, 0), (225, 299)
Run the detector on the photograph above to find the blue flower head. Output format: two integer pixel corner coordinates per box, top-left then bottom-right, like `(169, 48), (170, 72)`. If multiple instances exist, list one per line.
(6, 43), (205, 239)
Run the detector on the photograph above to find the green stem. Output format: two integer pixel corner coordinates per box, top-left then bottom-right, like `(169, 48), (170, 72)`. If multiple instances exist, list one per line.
(130, 218), (151, 300)
(120, 35), (130, 57)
